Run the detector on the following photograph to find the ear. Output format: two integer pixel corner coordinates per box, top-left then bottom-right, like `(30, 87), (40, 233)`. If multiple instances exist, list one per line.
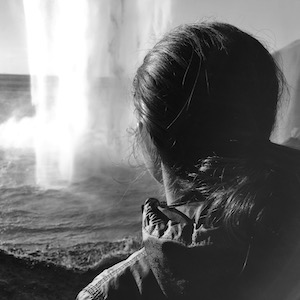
(138, 122), (163, 184)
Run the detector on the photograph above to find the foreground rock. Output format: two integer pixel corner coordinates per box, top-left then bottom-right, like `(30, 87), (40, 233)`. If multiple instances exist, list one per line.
(0, 238), (141, 300)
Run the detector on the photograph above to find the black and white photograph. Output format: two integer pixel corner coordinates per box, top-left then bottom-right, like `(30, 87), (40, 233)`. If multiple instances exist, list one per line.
(0, 1), (300, 299)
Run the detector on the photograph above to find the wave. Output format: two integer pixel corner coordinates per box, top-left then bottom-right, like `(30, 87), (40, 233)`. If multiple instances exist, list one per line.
(1, 235), (142, 271)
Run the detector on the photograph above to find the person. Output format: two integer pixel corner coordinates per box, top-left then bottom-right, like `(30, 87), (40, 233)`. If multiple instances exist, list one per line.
(77, 22), (300, 300)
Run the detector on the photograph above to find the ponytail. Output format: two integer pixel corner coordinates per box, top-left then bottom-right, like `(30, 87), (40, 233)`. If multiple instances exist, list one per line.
(182, 141), (300, 244)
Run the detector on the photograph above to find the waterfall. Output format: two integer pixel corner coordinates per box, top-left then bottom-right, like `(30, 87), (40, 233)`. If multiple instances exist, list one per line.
(20, 0), (171, 187)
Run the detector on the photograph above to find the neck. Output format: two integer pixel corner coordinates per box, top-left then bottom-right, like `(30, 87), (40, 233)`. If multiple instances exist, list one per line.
(161, 162), (178, 206)
(160, 163), (204, 220)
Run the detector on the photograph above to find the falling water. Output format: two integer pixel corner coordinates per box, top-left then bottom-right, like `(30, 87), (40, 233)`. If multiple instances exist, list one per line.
(22, 0), (89, 186)
(19, 0), (171, 187)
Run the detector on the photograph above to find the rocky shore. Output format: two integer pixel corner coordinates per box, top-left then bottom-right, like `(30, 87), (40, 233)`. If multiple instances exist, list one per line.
(0, 237), (142, 300)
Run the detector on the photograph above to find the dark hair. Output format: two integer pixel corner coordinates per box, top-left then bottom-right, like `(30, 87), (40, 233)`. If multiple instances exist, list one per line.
(133, 22), (300, 243)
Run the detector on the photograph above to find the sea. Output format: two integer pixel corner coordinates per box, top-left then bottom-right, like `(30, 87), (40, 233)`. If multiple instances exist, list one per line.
(0, 74), (160, 267)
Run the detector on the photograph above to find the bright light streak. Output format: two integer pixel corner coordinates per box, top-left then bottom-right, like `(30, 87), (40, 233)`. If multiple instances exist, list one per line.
(23, 0), (89, 186)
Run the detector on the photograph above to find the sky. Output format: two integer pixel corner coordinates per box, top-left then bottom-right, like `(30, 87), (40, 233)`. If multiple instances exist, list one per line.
(0, 0), (28, 74)
(0, 0), (300, 74)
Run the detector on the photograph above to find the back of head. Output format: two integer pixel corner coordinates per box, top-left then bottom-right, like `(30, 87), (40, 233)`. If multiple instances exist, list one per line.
(133, 22), (300, 245)
(134, 22), (281, 166)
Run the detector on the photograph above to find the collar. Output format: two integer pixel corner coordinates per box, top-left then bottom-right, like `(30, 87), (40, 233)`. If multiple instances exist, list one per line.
(142, 198), (247, 299)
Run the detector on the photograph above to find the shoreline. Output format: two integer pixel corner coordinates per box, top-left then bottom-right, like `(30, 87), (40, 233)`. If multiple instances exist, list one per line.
(0, 236), (142, 300)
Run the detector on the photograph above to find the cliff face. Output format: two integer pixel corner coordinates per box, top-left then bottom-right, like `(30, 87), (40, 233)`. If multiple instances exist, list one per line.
(272, 40), (300, 144)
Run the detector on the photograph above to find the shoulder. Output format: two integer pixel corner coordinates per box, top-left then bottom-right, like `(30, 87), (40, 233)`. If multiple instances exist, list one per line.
(77, 248), (157, 300)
